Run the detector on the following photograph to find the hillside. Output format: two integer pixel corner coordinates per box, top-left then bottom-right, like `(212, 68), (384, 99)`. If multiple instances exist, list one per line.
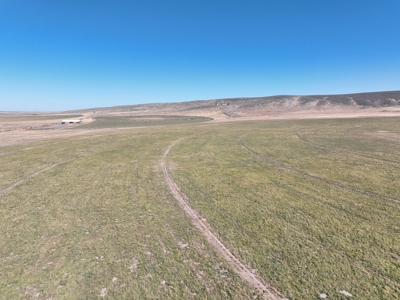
(72, 91), (400, 119)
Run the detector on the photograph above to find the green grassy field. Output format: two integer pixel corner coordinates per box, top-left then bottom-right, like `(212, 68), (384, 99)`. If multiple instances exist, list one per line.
(1, 117), (399, 299)
(78, 115), (213, 129)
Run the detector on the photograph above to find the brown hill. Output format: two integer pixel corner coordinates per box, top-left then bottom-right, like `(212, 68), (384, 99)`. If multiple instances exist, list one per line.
(72, 91), (400, 120)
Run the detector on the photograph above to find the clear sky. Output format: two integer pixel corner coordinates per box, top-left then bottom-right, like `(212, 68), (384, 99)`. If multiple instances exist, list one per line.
(0, 0), (399, 111)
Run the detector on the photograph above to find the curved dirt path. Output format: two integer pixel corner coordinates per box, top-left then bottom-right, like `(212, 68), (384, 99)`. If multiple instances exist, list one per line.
(162, 139), (283, 300)
(240, 134), (400, 205)
(295, 132), (400, 166)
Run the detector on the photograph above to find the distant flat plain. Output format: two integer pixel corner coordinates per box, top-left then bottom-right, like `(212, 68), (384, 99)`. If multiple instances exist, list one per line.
(0, 110), (399, 299)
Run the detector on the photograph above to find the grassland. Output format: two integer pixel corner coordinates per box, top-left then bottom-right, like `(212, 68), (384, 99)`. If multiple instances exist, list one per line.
(78, 115), (212, 129)
(168, 117), (400, 299)
(0, 128), (252, 299)
(1, 117), (399, 299)
(0, 115), (82, 122)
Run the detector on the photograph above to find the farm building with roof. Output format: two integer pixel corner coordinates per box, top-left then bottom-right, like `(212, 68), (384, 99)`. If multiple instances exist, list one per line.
(61, 119), (81, 124)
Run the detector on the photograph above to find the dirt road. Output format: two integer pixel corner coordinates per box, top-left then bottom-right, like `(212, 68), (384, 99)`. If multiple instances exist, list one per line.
(162, 139), (283, 300)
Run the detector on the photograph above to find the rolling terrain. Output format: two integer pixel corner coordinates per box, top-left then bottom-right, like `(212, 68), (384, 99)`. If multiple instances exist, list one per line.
(0, 91), (400, 299)
(71, 90), (400, 120)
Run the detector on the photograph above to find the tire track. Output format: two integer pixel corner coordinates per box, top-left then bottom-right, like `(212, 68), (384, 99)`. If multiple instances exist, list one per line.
(162, 139), (283, 300)
(0, 161), (66, 196)
(0, 136), (133, 197)
(295, 132), (400, 166)
(240, 134), (400, 205)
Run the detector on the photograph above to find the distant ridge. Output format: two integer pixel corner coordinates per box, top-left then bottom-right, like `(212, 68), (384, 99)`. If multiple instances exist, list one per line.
(72, 90), (400, 114)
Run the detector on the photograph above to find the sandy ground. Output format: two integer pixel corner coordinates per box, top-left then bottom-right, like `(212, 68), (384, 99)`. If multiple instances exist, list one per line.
(0, 112), (98, 147)
(206, 107), (400, 123)
(0, 108), (399, 147)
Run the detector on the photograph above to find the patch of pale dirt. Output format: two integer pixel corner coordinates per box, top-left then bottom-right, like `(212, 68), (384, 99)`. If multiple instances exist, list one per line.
(162, 139), (283, 300)
(17, 285), (53, 300)
(207, 107), (400, 124)
(129, 258), (139, 272)
(339, 290), (353, 297)
(178, 242), (189, 249)
(100, 288), (108, 297)
(0, 112), (101, 147)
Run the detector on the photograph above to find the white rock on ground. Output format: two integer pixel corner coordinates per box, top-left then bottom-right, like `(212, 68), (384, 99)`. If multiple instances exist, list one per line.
(100, 288), (107, 297)
(339, 290), (353, 297)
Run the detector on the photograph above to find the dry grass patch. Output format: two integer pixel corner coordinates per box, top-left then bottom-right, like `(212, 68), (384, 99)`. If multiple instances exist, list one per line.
(168, 118), (400, 299)
(0, 127), (254, 299)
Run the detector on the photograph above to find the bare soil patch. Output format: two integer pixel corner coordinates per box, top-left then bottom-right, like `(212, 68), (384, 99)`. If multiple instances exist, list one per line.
(0, 112), (96, 147)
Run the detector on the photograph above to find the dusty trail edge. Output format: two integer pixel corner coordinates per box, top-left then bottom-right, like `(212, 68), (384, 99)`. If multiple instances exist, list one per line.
(162, 139), (283, 300)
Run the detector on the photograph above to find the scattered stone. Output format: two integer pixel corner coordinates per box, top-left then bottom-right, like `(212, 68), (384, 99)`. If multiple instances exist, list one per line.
(340, 290), (353, 297)
(100, 288), (107, 297)
(178, 242), (189, 249)
(129, 258), (139, 272)
(319, 293), (328, 299)
(112, 277), (118, 283)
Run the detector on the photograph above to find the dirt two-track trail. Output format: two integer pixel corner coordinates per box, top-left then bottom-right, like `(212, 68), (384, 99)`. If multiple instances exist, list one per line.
(162, 139), (283, 300)
(0, 161), (66, 196)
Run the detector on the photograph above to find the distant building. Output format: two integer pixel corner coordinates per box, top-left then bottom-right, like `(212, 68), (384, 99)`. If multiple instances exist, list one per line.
(61, 119), (81, 124)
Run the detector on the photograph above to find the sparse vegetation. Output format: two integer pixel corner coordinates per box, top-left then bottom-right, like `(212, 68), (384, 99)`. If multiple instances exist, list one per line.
(168, 117), (400, 299)
(78, 115), (213, 129)
(0, 126), (252, 299)
(0, 115), (82, 122)
(1, 117), (399, 299)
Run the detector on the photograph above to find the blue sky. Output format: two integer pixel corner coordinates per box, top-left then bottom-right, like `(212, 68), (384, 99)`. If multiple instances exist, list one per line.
(0, 0), (399, 111)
